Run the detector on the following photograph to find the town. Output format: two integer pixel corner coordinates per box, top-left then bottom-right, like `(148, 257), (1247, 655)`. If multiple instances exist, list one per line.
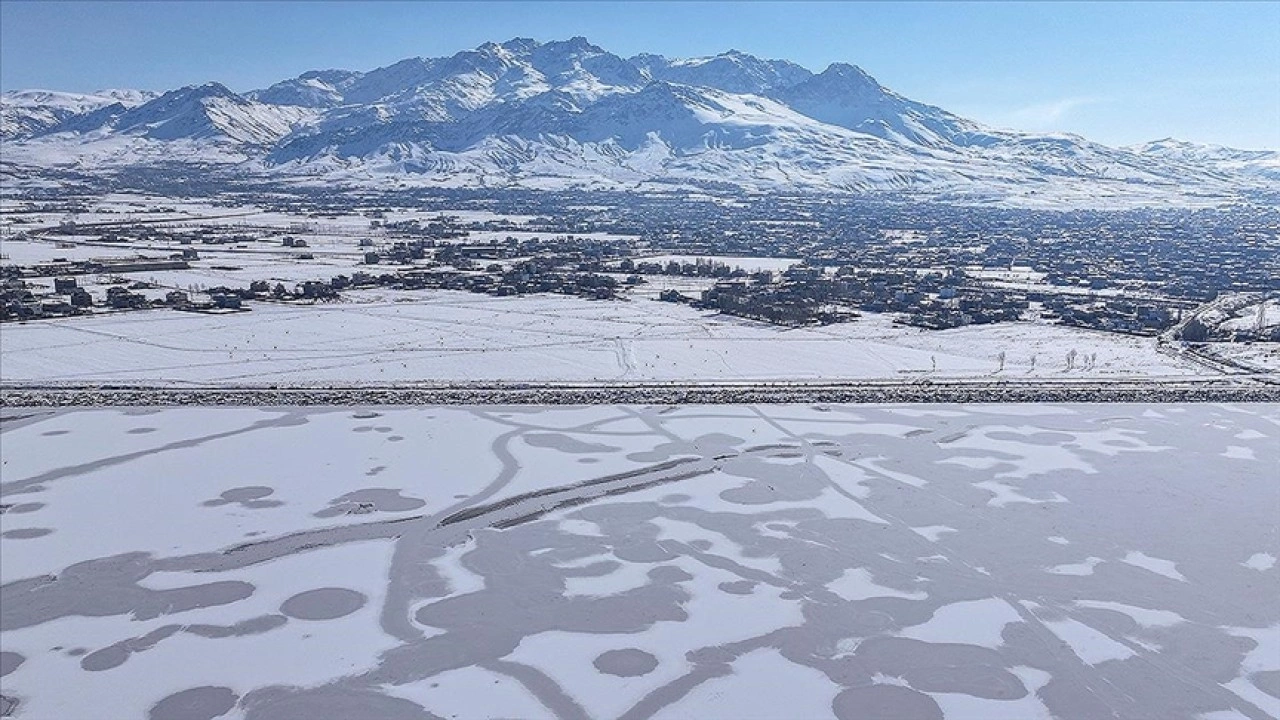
(2, 188), (1277, 348)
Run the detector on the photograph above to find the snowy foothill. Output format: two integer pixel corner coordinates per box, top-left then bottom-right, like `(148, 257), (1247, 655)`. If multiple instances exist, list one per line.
(1, 403), (1277, 719)
(1204, 343), (1280, 374)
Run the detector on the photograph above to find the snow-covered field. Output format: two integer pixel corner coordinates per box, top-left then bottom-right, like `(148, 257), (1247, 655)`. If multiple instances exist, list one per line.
(0, 194), (555, 242)
(2, 404), (1276, 719)
(0, 289), (1213, 385)
(0, 238), (164, 265)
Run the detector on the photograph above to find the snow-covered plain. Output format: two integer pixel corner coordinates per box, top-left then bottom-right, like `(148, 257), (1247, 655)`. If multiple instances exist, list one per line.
(0, 289), (1214, 385)
(1, 403), (1276, 719)
(0, 192), (522, 237)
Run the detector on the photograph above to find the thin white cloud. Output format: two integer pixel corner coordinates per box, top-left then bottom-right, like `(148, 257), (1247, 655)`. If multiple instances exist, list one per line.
(1006, 96), (1105, 129)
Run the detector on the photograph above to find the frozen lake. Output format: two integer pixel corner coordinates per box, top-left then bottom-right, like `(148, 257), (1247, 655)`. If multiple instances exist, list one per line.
(1, 403), (1277, 719)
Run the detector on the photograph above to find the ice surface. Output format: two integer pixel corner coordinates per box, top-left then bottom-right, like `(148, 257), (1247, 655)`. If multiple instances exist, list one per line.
(929, 665), (1054, 720)
(1223, 624), (1280, 718)
(2, 403), (1277, 719)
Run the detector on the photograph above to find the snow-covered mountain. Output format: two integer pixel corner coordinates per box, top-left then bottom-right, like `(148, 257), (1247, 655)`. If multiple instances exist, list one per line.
(1126, 138), (1280, 182)
(88, 83), (316, 145)
(0, 89), (156, 139)
(2, 37), (1276, 207)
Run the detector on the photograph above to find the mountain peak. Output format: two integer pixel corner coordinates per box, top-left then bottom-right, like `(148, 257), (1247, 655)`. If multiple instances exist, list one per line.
(498, 37), (541, 53)
(1143, 137), (1198, 149)
(541, 36), (606, 55)
(818, 63), (880, 87)
(172, 82), (238, 100)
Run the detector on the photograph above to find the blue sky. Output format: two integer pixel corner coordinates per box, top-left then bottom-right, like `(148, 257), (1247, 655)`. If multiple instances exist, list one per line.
(2, 1), (1277, 149)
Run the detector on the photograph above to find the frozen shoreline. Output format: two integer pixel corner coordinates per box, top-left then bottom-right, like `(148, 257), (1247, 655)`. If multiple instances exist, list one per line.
(4, 378), (1279, 407)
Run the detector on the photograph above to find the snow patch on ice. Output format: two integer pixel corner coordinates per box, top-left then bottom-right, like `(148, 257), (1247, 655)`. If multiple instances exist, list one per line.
(430, 540), (487, 599)
(652, 648), (838, 720)
(559, 518), (606, 537)
(1242, 553), (1276, 571)
(381, 667), (551, 719)
(899, 598), (1022, 648)
(974, 479), (1067, 508)
(1046, 557), (1103, 576)
(1198, 710), (1252, 720)
(828, 568), (926, 602)
(1222, 446), (1256, 460)
(1075, 600), (1185, 628)
(853, 456), (928, 488)
(1043, 617), (1136, 665)
(649, 517), (782, 575)
(811, 455), (875, 499)
(1121, 551), (1186, 582)
(910, 525), (956, 542)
